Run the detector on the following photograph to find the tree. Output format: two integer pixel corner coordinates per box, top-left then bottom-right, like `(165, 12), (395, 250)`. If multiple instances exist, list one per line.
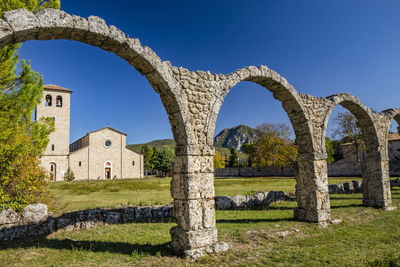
(63, 167), (75, 181)
(325, 137), (335, 164)
(213, 150), (226, 169)
(140, 144), (154, 170)
(333, 111), (364, 162)
(227, 147), (239, 168)
(152, 146), (174, 177)
(248, 123), (298, 167)
(0, 0), (60, 211)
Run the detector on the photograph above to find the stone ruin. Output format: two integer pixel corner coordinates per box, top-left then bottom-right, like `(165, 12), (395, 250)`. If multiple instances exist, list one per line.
(0, 8), (399, 259)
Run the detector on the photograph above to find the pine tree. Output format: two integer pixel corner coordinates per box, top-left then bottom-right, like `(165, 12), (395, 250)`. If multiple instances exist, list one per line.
(227, 148), (239, 168)
(0, 0), (60, 211)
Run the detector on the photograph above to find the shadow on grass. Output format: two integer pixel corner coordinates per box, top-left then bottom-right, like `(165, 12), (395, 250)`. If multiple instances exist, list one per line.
(217, 218), (294, 224)
(0, 236), (173, 257)
(329, 196), (363, 200)
(330, 204), (364, 209)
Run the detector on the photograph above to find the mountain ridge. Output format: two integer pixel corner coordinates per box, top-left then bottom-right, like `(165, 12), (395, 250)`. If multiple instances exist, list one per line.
(127, 124), (261, 154)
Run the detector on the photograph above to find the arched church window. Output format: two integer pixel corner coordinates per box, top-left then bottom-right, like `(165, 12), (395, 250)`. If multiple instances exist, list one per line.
(56, 96), (62, 107)
(132, 161), (135, 166)
(51, 144), (55, 151)
(79, 161), (82, 166)
(45, 95), (52, 106)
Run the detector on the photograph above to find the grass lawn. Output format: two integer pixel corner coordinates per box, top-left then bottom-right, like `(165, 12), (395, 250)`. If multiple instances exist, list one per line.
(48, 176), (361, 214)
(1, 177), (400, 266)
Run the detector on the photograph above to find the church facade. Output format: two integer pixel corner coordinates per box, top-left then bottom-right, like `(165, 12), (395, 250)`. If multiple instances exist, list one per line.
(36, 84), (143, 181)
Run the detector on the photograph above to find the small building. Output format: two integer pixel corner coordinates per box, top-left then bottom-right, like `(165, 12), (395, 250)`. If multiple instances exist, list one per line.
(36, 84), (143, 181)
(69, 127), (143, 180)
(340, 133), (400, 162)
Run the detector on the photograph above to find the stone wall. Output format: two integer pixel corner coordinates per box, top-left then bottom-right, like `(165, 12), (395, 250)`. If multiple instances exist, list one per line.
(328, 178), (400, 194)
(214, 166), (295, 177)
(0, 191), (289, 242)
(215, 161), (400, 178)
(0, 204), (173, 241)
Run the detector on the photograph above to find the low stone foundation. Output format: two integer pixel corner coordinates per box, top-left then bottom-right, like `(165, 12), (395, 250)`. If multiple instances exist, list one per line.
(0, 191), (290, 243)
(215, 191), (289, 209)
(0, 204), (173, 241)
(328, 178), (400, 194)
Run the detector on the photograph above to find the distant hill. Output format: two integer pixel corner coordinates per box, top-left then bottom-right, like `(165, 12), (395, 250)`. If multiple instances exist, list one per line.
(214, 125), (263, 151)
(127, 124), (261, 160)
(127, 139), (176, 153)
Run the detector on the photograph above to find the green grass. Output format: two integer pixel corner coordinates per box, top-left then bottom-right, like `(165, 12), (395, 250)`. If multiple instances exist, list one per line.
(1, 177), (400, 266)
(48, 176), (362, 214)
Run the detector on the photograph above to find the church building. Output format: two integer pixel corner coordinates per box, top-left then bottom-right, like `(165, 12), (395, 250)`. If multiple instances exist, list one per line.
(36, 84), (144, 181)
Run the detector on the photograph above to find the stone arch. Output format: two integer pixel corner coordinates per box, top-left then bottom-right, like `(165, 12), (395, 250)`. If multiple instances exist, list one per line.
(206, 66), (332, 224)
(381, 108), (400, 135)
(322, 94), (393, 209)
(206, 66), (314, 154)
(0, 8), (188, 145)
(0, 8), (205, 257)
(323, 94), (380, 157)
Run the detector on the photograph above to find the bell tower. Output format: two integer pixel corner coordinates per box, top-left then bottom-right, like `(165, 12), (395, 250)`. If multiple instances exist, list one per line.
(36, 84), (72, 181)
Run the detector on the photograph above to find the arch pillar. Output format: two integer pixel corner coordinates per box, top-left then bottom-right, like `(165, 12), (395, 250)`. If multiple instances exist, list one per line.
(169, 145), (225, 259)
(362, 113), (394, 209)
(294, 152), (331, 225)
(166, 67), (228, 259)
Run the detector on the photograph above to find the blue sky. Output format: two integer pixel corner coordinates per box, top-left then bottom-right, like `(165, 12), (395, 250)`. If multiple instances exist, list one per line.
(19, 0), (400, 144)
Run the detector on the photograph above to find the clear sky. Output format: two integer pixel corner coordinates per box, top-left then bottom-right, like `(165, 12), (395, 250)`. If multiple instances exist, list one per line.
(18, 0), (400, 144)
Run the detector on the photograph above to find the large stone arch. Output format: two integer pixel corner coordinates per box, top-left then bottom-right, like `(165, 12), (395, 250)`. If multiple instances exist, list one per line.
(0, 8), (226, 259)
(319, 94), (393, 209)
(203, 66), (332, 225)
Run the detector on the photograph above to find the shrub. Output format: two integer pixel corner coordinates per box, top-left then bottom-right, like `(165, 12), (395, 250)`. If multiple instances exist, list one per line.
(63, 167), (75, 181)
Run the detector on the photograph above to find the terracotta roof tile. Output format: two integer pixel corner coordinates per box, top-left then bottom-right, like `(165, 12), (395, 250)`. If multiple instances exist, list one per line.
(43, 84), (72, 93)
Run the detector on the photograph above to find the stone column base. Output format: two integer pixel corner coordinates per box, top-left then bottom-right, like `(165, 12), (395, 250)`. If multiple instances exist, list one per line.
(294, 208), (331, 227)
(169, 226), (228, 260)
(362, 198), (396, 210)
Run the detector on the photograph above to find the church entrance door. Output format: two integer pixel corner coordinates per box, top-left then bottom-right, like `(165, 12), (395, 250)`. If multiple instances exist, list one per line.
(105, 168), (111, 179)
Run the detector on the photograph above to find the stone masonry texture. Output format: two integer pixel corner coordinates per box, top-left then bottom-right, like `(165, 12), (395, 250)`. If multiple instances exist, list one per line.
(0, 8), (399, 259)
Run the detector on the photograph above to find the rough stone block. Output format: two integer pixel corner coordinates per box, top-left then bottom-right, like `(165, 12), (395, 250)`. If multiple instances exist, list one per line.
(202, 199), (216, 228)
(173, 155), (213, 174)
(28, 218), (55, 236)
(0, 208), (20, 225)
(36, 8), (73, 40)
(173, 200), (203, 230)
(56, 217), (73, 229)
(0, 19), (13, 48)
(115, 37), (142, 63)
(170, 226), (217, 250)
(3, 9), (39, 42)
(105, 212), (121, 224)
(70, 15), (88, 41)
(101, 25), (126, 52)
(85, 15), (109, 46)
(231, 195), (247, 208)
(215, 196), (233, 210)
(22, 204), (48, 224)
(131, 46), (160, 75)
(171, 173), (214, 199)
